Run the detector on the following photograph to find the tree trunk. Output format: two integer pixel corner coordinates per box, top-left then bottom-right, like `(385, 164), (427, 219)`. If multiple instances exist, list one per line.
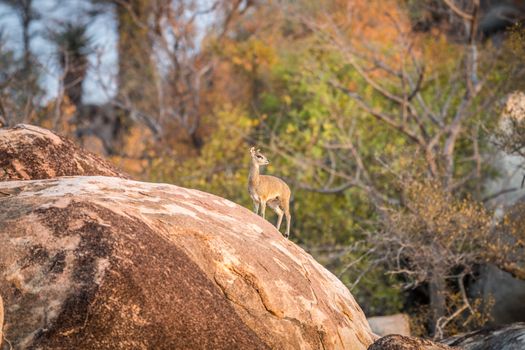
(8, 0), (33, 72)
(116, 0), (155, 109)
(22, 12), (31, 71)
(429, 268), (447, 336)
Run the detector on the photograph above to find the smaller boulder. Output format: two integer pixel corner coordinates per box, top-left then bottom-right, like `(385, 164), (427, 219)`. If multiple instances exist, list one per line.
(368, 313), (411, 336)
(368, 335), (455, 350)
(0, 124), (126, 180)
(443, 322), (525, 350)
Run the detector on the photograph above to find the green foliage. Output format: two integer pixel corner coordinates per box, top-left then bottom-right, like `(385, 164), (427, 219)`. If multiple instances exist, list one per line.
(246, 39), (409, 313)
(49, 22), (91, 106)
(50, 23), (92, 61)
(146, 6), (525, 326)
(0, 32), (42, 124)
(149, 105), (255, 204)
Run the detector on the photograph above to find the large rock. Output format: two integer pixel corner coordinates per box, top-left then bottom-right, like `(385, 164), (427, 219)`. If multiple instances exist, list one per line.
(469, 264), (525, 325)
(468, 201), (525, 326)
(0, 294), (3, 348)
(0, 176), (375, 349)
(443, 323), (525, 350)
(0, 124), (125, 180)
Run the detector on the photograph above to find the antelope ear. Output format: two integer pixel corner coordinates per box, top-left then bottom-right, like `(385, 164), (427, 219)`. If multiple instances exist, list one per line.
(249, 147), (255, 154)
(256, 148), (261, 153)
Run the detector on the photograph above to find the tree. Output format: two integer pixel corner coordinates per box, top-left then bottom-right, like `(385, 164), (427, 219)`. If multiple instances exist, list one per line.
(50, 23), (91, 109)
(0, 0), (36, 71)
(114, 0), (155, 111)
(250, 0), (525, 336)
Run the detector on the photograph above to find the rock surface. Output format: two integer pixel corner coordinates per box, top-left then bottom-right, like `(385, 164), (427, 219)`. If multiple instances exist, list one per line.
(368, 313), (411, 336)
(469, 264), (525, 325)
(443, 322), (525, 350)
(0, 176), (375, 349)
(367, 335), (455, 350)
(0, 124), (126, 181)
(0, 294), (3, 348)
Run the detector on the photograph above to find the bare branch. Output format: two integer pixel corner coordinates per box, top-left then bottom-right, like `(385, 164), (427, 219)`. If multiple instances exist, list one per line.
(297, 181), (359, 194)
(329, 80), (425, 146)
(435, 304), (469, 340)
(442, 0), (474, 20)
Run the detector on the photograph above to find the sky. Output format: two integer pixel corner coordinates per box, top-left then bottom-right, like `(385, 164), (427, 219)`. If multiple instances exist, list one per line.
(0, 0), (219, 105)
(0, 0), (118, 104)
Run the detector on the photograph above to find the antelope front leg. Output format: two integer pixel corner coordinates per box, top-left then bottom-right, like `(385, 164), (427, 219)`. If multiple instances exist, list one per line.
(253, 201), (260, 215)
(274, 207), (284, 230)
(285, 212), (291, 238)
(260, 201), (267, 219)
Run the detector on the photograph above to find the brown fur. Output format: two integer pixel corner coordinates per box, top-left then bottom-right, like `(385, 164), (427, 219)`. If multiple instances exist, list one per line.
(248, 147), (292, 238)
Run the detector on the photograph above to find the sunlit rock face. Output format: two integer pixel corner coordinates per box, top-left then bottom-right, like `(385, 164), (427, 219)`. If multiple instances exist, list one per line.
(0, 294), (3, 348)
(367, 313), (411, 337)
(0, 124), (126, 181)
(503, 91), (525, 124)
(0, 175), (375, 349)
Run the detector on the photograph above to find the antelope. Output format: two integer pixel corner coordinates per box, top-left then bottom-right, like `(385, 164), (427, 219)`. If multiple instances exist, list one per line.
(248, 147), (292, 238)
